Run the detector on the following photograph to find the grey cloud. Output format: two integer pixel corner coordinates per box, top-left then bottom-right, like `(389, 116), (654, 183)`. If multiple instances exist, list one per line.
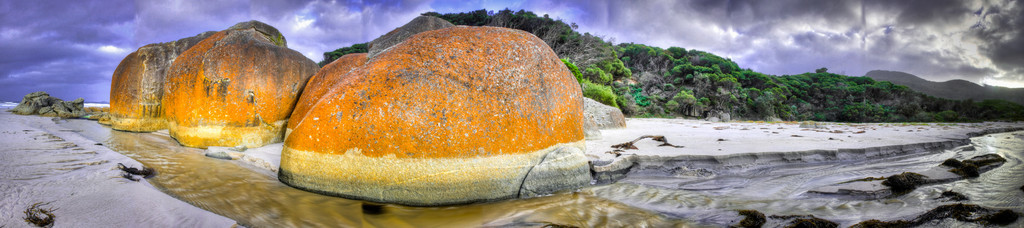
(969, 0), (1024, 75)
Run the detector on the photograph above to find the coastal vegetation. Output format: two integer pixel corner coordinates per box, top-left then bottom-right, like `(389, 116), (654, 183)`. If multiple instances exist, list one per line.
(320, 9), (1024, 122)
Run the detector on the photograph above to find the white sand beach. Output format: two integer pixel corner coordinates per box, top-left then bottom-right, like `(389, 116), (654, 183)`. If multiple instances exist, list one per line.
(0, 111), (236, 227)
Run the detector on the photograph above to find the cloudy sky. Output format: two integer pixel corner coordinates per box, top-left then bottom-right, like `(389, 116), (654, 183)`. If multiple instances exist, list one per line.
(2, 0), (1022, 102)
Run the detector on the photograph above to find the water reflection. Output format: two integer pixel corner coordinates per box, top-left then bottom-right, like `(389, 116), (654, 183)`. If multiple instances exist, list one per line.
(67, 120), (687, 227)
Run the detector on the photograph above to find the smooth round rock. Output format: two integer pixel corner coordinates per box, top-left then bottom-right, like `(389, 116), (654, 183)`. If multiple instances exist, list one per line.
(280, 26), (589, 206)
(162, 21), (318, 148)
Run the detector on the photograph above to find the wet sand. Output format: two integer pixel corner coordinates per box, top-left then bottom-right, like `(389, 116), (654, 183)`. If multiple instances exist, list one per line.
(0, 111), (235, 227)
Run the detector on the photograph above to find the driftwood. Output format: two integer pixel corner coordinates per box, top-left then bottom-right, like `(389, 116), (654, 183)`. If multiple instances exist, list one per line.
(117, 163), (155, 179)
(610, 135), (685, 150)
(605, 135), (684, 157)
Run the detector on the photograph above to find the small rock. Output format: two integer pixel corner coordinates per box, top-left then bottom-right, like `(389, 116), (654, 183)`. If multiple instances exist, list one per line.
(205, 151), (233, 160)
(229, 145), (248, 152)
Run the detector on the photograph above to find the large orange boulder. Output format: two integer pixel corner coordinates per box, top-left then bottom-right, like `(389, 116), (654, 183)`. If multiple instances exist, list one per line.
(108, 31), (215, 132)
(162, 21), (318, 148)
(285, 53), (367, 138)
(280, 26), (590, 206)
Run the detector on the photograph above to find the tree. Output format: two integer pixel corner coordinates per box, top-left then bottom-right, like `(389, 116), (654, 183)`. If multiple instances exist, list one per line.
(815, 67), (828, 73)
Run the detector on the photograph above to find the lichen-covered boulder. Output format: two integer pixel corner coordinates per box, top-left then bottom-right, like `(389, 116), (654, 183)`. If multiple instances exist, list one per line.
(367, 15), (453, 58)
(162, 21), (318, 148)
(280, 26), (590, 206)
(285, 53), (367, 138)
(108, 31), (215, 132)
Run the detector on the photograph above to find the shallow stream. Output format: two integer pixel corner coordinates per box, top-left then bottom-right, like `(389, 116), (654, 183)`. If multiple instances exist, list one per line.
(62, 119), (1024, 227)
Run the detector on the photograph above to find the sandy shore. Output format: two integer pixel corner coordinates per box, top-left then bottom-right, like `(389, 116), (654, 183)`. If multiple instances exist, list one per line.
(0, 111), (236, 227)
(4, 109), (1022, 226)
(587, 119), (1024, 160)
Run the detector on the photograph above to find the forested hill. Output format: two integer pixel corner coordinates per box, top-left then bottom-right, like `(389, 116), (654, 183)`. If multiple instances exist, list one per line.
(865, 70), (1024, 106)
(320, 9), (1024, 122)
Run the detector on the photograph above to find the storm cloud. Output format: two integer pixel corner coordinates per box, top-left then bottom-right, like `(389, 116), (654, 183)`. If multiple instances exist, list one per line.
(1, 0), (1022, 102)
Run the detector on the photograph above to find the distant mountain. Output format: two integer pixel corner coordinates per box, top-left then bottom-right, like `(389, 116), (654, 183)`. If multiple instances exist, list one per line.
(865, 70), (1024, 105)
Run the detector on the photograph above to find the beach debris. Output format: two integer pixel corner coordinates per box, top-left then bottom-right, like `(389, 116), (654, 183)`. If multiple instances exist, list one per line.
(850, 204), (1019, 227)
(610, 135), (684, 150)
(1020, 185), (1023, 193)
(717, 138), (727, 142)
(714, 126), (729, 130)
(790, 135), (803, 137)
(829, 130), (843, 133)
(117, 163), (155, 179)
(882, 172), (927, 194)
(854, 130), (866, 134)
(736, 210), (766, 228)
(23, 202), (56, 228)
(937, 191), (969, 201)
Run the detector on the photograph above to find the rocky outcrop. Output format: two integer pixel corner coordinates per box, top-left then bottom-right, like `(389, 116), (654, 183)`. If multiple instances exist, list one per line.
(162, 21), (318, 148)
(280, 25), (589, 206)
(583, 97), (626, 138)
(108, 31), (215, 132)
(286, 53), (367, 138)
(366, 15), (453, 58)
(10, 92), (86, 118)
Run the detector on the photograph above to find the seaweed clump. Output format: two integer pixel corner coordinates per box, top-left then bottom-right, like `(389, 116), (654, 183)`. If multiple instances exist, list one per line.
(850, 203), (1020, 227)
(937, 191), (969, 201)
(881, 172), (927, 194)
(23, 202), (56, 227)
(943, 155), (1007, 178)
(768, 215), (838, 228)
(735, 210), (766, 228)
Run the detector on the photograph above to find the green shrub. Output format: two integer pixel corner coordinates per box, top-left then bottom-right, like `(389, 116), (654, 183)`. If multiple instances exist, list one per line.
(582, 81), (618, 108)
(584, 66), (611, 84)
(561, 59), (583, 84)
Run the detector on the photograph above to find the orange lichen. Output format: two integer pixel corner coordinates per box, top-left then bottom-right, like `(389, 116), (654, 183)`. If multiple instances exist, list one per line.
(108, 45), (168, 131)
(162, 28), (318, 148)
(287, 53), (368, 135)
(108, 32), (213, 132)
(285, 26), (583, 159)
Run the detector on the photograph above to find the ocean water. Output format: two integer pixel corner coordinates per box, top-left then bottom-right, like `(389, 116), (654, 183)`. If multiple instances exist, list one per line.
(0, 102), (108, 109)
(57, 119), (1024, 227)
